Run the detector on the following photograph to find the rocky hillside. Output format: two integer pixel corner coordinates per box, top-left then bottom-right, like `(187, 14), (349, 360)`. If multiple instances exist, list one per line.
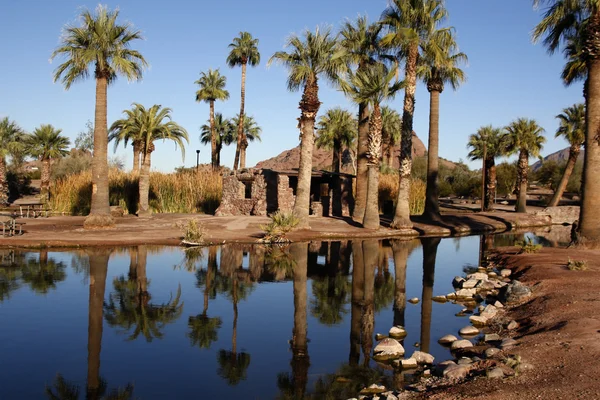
(254, 132), (454, 172)
(531, 147), (584, 172)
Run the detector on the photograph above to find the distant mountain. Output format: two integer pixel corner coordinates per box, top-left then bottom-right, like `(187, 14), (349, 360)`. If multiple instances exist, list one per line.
(254, 132), (455, 172)
(531, 147), (584, 172)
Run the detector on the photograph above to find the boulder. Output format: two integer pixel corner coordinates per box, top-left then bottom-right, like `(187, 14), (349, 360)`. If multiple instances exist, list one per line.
(493, 301), (504, 308)
(443, 364), (469, 379)
(507, 320), (520, 330)
(456, 288), (477, 298)
(410, 351), (434, 364)
(459, 326), (480, 336)
(451, 339), (473, 350)
(484, 333), (501, 342)
(487, 367), (505, 379)
(389, 326), (407, 339)
(457, 357), (472, 365)
(500, 269), (512, 278)
(376, 333), (387, 341)
(469, 315), (488, 326)
(534, 206), (579, 224)
(360, 384), (387, 395)
(432, 295), (447, 303)
(452, 276), (466, 288)
(462, 279), (479, 289)
(501, 281), (532, 304)
(485, 347), (501, 358)
(438, 334), (458, 345)
(373, 338), (405, 361)
(467, 272), (488, 281)
(500, 338), (518, 350)
(480, 304), (499, 319)
(401, 358), (418, 369)
(408, 297), (420, 304)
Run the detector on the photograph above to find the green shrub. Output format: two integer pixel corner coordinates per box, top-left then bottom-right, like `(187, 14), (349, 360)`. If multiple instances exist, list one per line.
(260, 211), (300, 243)
(567, 258), (588, 271)
(178, 218), (206, 244)
(516, 237), (542, 254)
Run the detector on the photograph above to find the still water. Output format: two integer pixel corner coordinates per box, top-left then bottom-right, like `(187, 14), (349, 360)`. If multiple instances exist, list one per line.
(0, 232), (555, 399)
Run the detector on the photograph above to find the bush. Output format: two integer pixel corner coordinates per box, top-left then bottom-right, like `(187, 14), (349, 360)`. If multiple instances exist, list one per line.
(496, 162), (518, 197)
(567, 258), (588, 271)
(178, 218), (207, 244)
(260, 211), (300, 243)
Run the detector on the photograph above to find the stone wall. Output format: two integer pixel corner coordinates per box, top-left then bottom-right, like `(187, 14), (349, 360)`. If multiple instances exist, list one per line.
(341, 176), (355, 216)
(277, 175), (295, 213)
(215, 169), (269, 216)
(534, 206), (579, 225)
(251, 173), (267, 216)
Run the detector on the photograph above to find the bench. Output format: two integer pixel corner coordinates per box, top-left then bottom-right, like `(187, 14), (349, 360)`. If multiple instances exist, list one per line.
(0, 216), (25, 237)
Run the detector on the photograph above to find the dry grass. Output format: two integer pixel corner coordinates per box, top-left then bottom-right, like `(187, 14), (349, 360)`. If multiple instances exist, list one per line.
(379, 174), (426, 215)
(49, 170), (222, 215)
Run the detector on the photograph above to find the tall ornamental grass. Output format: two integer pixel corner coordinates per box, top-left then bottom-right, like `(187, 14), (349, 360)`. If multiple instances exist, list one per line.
(379, 175), (426, 216)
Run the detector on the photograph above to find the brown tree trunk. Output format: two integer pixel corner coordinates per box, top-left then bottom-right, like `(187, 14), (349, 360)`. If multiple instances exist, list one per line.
(138, 149), (152, 215)
(137, 245), (148, 295)
(485, 159), (497, 211)
(385, 140), (394, 168)
(240, 140), (248, 169)
(391, 240), (409, 327)
(86, 249), (109, 400)
(232, 278), (238, 355)
(41, 158), (51, 201)
(293, 78), (320, 228)
(353, 102), (370, 223)
(515, 150), (529, 213)
(392, 44), (418, 229)
(331, 138), (342, 217)
(548, 146), (580, 207)
(349, 241), (364, 366)
(361, 240), (377, 367)
(290, 242), (309, 399)
(210, 100), (218, 171)
(233, 63), (247, 171)
(0, 157), (8, 205)
(85, 75), (113, 227)
(132, 141), (141, 173)
(420, 237), (439, 353)
(363, 103), (382, 230)
(424, 88), (441, 221)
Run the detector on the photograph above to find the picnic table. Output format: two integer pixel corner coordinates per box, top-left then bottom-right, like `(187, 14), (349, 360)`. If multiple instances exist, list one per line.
(18, 202), (50, 218)
(0, 215), (24, 237)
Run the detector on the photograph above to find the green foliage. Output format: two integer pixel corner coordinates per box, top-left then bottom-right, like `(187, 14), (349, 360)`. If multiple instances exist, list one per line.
(75, 120), (94, 153)
(566, 159), (583, 193)
(6, 171), (33, 201)
(26, 124), (70, 160)
(227, 31), (261, 68)
(260, 211), (300, 243)
(567, 258), (588, 271)
(179, 219), (207, 244)
(187, 314), (222, 349)
(311, 275), (351, 325)
(195, 69), (230, 103)
(505, 118), (546, 158)
(516, 237), (542, 254)
(200, 113), (235, 147)
(217, 350), (251, 386)
(534, 160), (563, 190)
(496, 162), (518, 196)
(51, 152), (92, 180)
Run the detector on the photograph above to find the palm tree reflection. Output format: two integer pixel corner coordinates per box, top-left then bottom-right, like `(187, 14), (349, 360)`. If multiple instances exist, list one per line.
(420, 238), (440, 353)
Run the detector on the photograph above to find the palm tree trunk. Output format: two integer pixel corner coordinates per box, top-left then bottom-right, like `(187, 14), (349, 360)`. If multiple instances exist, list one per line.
(132, 142), (141, 173)
(240, 140), (248, 169)
(353, 102), (370, 224)
(86, 75), (113, 226)
(350, 241), (364, 366)
(210, 100), (218, 171)
(293, 79), (320, 228)
(232, 278), (238, 354)
(233, 63), (247, 171)
(515, 150), (529, 213)
(290, 242), (309, 399)
(548, 147), (580, 207)
(137, 245), (148, 296)
(363, 103), (382, 230)
(128, 247), (138, 281)
(41, 158), (51, 201)
(331, 138), (342, 217)
(138, 150), (152, 215)
(385, 140), (394, 168)
(86, 249), (109, 400)
(0, 157), (8, 206)
(420, 238), (439, 354)
(424, 88), (441, 221)
(361, 240), (377, 367)
(392, 44), (418, 229)
(391, 240), (409, 328)
(485, 159), (497, 211)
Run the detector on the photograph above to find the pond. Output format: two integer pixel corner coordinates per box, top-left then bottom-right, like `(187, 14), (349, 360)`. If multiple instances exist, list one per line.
(0, 229), (565, 399)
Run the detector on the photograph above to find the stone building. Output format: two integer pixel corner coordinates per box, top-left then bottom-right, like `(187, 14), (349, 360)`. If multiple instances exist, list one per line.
(215, 168), (355, 217)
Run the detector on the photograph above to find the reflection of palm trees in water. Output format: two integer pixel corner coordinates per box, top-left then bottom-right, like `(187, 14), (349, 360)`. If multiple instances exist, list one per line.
(349, 241), (364, 366)
(373, 242), (394, 313)
(189, 246), (222, 349)
(391, 240), (411, 328)
(361, 240), (378, 367)
(420, 238), (440, 354)
(21, 250), (67, 294)
(104, 245), (184, 342)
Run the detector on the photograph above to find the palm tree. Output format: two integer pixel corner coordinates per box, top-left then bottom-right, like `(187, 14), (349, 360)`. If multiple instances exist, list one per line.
(338, 16), (383, 224)
(231, 114), (262, 169)
(110, 104), (188, 215)
(419, 29), (467, 221)
(268, 26), (345, 228)
(533, 0), (600, 244)
(200, 113), (235, 168)
(381, 0), (448, 229)
(391, 240), (410, 328)
(26, 125), (70, 199)
(381, 106), (402, 168)
(227, 32), (261, 171)
(341, 63), (399, 229)
(505, 118), (546, 213)
(20, 255), (67, 294)
(548, 103), (586, 206)
(51, 5), (147, 228)
(195, 69), (230, 171)
(310, 275), (351, 325)
(0, 117), (25, 205)
(108, 127), (143, 173)
(467, 126), (507, 211)
(349, 241), (363, 366)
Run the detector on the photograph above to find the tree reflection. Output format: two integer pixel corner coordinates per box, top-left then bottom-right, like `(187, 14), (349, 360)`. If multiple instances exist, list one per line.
(310, 275), (351, 326)
(265, 245), (296, 281)
(104, 245), (184, 342)
(0, 264), (21, 301)
(420, 238), (440, 353)
(361, 240), (378, 367)
(349, 241), (364, 366)
(373, 243), (394, 313)
(21, 250), (67, 294)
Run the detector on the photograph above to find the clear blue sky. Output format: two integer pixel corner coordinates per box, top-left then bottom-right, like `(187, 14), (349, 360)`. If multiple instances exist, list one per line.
(0, 0), (582, 172)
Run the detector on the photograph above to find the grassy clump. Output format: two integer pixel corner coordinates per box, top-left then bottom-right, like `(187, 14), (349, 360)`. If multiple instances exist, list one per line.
(378, 175), (426, 216)
(178, 218), (206, 244)
(516, 237), (542, 254)
(260, 211), (300, 243)
(567, 258), (588, 271)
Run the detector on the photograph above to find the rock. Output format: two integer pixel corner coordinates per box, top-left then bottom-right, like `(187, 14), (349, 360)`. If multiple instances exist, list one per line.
(494, 301), (504, 308)
(507, 320), (519, 330)
(451, 339), (473, 350)
(484, 333), (501, 342)
(443, 364), (469, 379)
(438, 334), (458, 345)
(469, 315), (488, 326)
(500, 200), (509, 205)
(360, 384), (387, 395)
(401, 358), (418, 369)
(488, 272), (498, 279)
(485, 347), (501, 358)
(501, 280), (532, 304)
(452, 276), (465, 288)
(500, 269), (512, 278)
(384, 394), (398, 400)
(110, 205), (125, 218)
(432, 295), (447, 303)
(376, 333), (387, 341)
(411, 351), (435, 364)
(439, 360), (457, 368)
(373, 338), (405, 360)
(480, 304), (498, 319)
(389, 326), (407, 339)
(534, 205), (580, 224)
(477, 280), (497, 290)
(456, 288), (477, 298)
(500, 338), (518, 349)
(457, 357), (472, 365)
(472, 356), (483, 362)
(459, 326), (479, 336)
(487, 367), (505, 379)
(408, 297), (420, 304)
(467, 272), (488, 281)
(477, 305), (485, 313)
(462, 279), (479, 289)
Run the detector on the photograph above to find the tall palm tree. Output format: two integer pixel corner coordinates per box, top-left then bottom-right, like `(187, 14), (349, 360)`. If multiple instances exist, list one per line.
(341, 63), (399, 229)
(195, 69), (230, 171)
(419, 28), (467, 221)
(316, 108), (357, 173)
(231, 114), (262, 169)
(338, 16), (383, 224)
(200, 113), (235, 168)
(381, 0), (448, 229)
(505, 118), (546, 213)
(51, 5), (147, 228)
(268, 27), (345, 228)
(533, 0), (600, 244)
(26, 124), (70, 199)
(381, 106), (402, 168)
(110, 104), (188, 215)
(227, 32), (260, 171)
(548, 103), (586, 206)
(467, 126), (507, 211)
(0, 117), (25, 205)
(108, 127), (143, 173)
